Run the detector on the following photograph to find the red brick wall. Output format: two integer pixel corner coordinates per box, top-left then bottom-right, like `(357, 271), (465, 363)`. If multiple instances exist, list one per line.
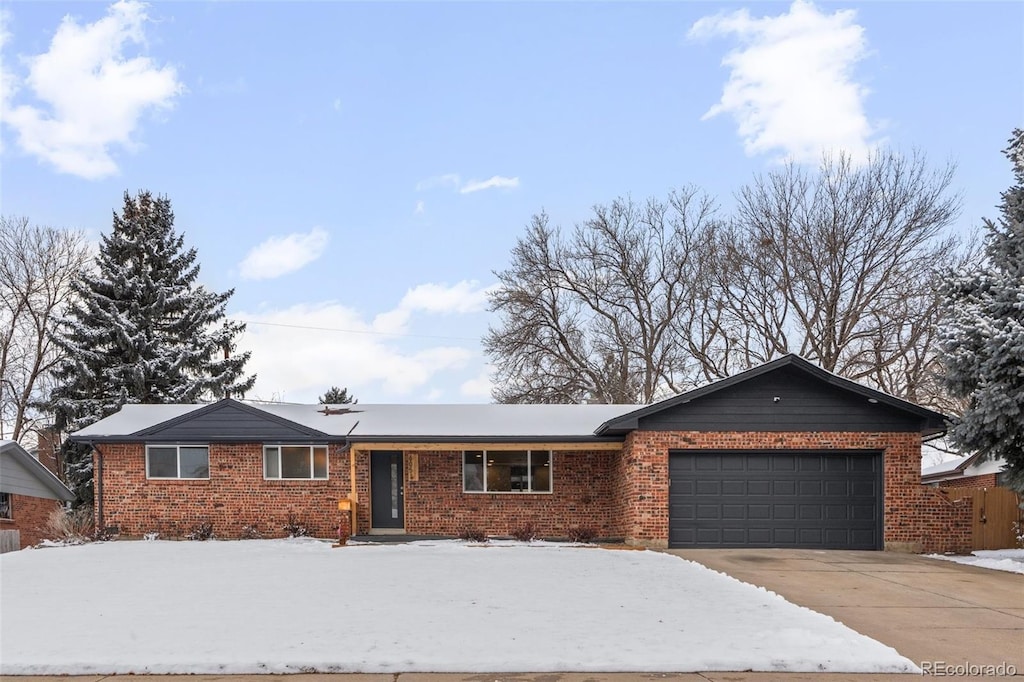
(95, 443), (350, 539)
(1, 494), (63, 549)
(939, 473), (999, 489)
(615, 431), (972, 553)
(95, 434), (972, 552)
(396, 450), (615, 538)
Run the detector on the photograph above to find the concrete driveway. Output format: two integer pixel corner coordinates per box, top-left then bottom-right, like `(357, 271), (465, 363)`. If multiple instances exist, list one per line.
(667, 549), (1024, 674)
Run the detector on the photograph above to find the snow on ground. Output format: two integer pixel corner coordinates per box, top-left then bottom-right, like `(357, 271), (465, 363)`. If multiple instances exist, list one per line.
(927, 548), (1024, 574)
(0, 539), (918, 675)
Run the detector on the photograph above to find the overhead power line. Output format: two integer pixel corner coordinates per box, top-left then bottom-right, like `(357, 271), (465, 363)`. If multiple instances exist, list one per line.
(229, 318), (479, 343)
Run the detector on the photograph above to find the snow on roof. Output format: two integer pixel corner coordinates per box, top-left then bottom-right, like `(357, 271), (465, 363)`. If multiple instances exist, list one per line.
(72, 401), (643, 440)
(73, 404), (208, 438)
(262, 403), (640, 439)
(921, 454), (972, 478)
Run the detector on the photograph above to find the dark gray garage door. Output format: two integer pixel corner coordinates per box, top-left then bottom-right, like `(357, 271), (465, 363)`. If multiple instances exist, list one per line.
(669, 451), (883, 549)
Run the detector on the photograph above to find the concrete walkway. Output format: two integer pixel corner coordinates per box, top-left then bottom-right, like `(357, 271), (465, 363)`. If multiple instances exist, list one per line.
(668, 548), (1024, 675)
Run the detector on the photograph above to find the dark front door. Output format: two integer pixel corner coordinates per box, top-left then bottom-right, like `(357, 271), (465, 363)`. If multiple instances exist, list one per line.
(370, 451), (404, 529)
(669, 450), (883, 550)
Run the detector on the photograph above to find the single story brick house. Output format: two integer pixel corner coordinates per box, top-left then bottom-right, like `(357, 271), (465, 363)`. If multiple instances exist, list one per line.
(70, 355), (971, 553)
(0, 440), (75, 550)
(922, 451), (1009, 489)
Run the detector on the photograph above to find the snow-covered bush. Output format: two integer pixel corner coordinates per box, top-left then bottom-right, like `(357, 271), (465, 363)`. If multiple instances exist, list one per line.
(185, 521), (215, 541)
(239, 524), (263, 540)
(282, 514), (309, 538)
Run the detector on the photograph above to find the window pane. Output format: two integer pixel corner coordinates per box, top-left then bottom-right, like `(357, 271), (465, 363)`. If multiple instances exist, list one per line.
(148, 447), (177, 478)
(0, 493), (11, 519)
(179, 447), (209, 478)
(487, 451), (529, 492)
(281, 446), (311, 478)
(531, 451), (551, 492)
(313, 447), (328, 479)
(464, 451), (484, 491)
(264, 447), (280, 478)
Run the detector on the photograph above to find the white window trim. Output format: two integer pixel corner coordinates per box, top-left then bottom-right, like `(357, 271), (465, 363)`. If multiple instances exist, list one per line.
(145, 444), (210, 480)
(462, 450), (553, 494)
(263, 444), (330, 480)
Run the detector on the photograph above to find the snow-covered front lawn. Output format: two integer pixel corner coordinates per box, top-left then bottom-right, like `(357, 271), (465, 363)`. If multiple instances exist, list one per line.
(927, 548), (1024, 574)
(1, 538), (917, 674)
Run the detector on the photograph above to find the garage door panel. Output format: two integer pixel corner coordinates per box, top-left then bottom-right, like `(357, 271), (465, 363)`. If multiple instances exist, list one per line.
(852, 480), (877, 496)
(696, 480), (720, 495)
(669, 451), (882, 549)
(851, 457), (876, 472)
(799, 505), (823, 519)
(722, 480), (746, 495)
(799, 480), (822, 495)
(748, 480), (771, 495)
(825, 480), (849, 495)
(773, 480), (796, 495)
(773, 504), (796, 519)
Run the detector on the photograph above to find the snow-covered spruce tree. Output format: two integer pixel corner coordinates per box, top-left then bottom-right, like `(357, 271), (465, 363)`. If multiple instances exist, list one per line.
(940, 129), (1024, 492)
(50, 191), (256, 505)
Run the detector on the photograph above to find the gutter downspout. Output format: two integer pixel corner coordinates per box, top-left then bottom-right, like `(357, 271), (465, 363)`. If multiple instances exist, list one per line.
(90, 441), (104, 533)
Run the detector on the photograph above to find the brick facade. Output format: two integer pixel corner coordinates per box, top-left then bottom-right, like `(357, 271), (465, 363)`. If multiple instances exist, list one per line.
(938, 473), (999, 489)
(94, 443), (350, 539)
(613, 430), (972, 553)
(1, 494), (63, 549)
(395, 449), (616, 538)
(93, 433), (971, 553)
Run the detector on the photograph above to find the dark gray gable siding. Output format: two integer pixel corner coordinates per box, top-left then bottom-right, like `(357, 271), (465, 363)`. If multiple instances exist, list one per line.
(130, 400), (330, 443)
(638, 366), (925, 433)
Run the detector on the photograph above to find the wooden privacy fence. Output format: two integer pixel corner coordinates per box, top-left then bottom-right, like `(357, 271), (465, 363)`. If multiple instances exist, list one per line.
(0, 529), (20, 553)
(944, 487), (1024, 550)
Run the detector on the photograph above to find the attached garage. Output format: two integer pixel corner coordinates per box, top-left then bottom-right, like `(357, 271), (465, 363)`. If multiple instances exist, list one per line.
(668, 450), (883, 549)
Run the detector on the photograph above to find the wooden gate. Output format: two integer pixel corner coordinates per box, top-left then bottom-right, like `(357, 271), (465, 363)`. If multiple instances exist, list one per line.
(945, 487), (1024, 550)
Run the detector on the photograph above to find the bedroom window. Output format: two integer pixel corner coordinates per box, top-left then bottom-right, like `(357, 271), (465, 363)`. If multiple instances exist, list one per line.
(264, 446), (328, 480)
(0, 492), (11, 519)
(463, 450), (551, 493)
(146, 445), (210, 479)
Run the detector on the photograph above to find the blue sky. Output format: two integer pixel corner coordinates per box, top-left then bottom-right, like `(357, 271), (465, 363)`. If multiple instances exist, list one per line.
(1, 0), (1021, 404)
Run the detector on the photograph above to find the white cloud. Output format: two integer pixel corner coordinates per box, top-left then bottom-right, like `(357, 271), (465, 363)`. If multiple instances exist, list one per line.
(372, 280), (496, 335)
(2, 0), (184, 179)
(232, 299), (480, 402)
(689, 0), (876, 164)
(332, 97), (341, 112)
(459, 175), (520, 194)
(399, 280), (495, 315)
(415, 173), (520, 194)
(460, 366), (494, 399)
(238, 227), (330, 281)
(414, 200), (425, 215)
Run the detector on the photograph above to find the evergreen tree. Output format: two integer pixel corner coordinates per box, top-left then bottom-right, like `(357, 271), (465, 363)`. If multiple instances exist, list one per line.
(940, 129), (1024, 491)
(318, 386), (356, 404)
(50, 191), (256, 505)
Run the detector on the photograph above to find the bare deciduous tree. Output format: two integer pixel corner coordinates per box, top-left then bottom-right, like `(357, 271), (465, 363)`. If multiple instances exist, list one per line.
(486, 151), (968, 408)
(716, 151), (967, 410)
(485, 188), (722, 404)
(0, 217), (90, 444)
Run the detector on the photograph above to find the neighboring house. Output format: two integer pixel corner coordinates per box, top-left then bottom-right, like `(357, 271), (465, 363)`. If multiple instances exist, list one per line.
(69, 355), (971, 553)
(922, 452), (1009, 489)
(0, 440), (75, 550)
